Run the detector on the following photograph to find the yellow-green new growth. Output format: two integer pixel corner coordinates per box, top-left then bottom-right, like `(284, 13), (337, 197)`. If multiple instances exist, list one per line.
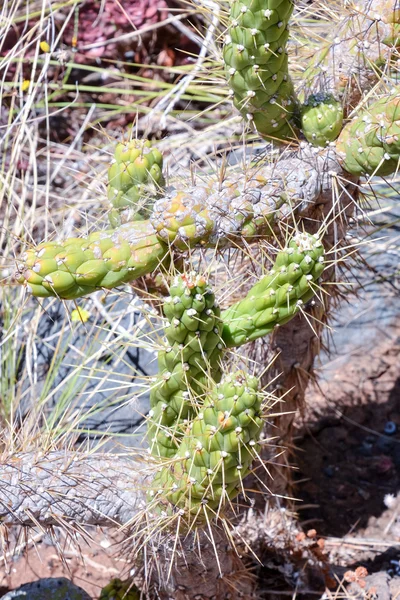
(107, 138), (165, 227)
(223, 0), (297, 140)
(15, 221), (167, 299)
(337, 89), (400, 176)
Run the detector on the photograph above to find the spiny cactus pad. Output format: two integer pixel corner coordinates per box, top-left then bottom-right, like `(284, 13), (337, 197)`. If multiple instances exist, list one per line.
(337, 89), (400, 176)
(223, 0), (297, 140)
(221, 232), (325, 347)
(107, 138), (165, 227)
(99, 579), (140, 600)
(150, 370), (262, 516)
(301, 93), (344, 147)
(148, 273), (223, 458)
(15, 221), (168, 299)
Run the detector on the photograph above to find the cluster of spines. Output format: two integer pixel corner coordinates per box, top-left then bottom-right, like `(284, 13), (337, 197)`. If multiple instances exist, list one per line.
(149, 371), (263, 516)
(15, 222), (167, 299)
(300, 93), (344, 147)
(147, 273), (224, 458)
(221, 232), (325, 347)
(223, 0), (297, 140)
(337, 89), (400, 176)
(107, 138), (164, 228)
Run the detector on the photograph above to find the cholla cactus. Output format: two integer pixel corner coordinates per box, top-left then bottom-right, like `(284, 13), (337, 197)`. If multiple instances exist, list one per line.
(5, 0), (400, 598)
(107, 138), (165, 227)
(300, 93), (344, 147)
(223, 0), (297, 140)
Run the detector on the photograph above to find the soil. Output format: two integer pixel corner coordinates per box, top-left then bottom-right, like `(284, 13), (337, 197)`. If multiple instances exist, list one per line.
(295, 334), (400, 540)
(0, 531), (128, 599)
(292, 313), (400, 596)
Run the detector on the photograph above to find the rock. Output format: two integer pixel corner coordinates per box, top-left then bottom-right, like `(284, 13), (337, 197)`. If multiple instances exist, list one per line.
(0, 577), (91, 600)
(347, 571), (390, 599)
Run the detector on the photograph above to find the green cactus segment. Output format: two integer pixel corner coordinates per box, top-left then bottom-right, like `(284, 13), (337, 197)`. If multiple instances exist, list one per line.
(15, 221), (168, 299)
(300, 93), (344, 147)
(337, 91), (400, 176)
(99, 579), (140, 600)
(148, 273), (224, 458)
(223, 0), (297, 140)
(150, 371), (262, 514)
(221, 232), (325, 347)
(107, 138), (165, 227)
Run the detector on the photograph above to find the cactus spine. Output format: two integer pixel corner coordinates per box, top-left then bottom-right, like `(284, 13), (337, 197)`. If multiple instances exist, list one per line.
(337, 89), (400, 176)
(223, 0), (297, 140)
(107, 138), (165, 228)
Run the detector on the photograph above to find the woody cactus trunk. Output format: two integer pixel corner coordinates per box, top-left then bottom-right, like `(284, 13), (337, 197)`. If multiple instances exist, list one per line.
(4, 0), (400, 598)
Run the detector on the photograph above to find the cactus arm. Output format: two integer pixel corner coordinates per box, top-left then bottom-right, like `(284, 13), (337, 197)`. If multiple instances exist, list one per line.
(221, 232), (325, 348)
(150, 371), (263, 516)
(151, 149), (345, 249)
(223, 0), (297, 141)
(15, 149), (345, 300)
(0, 451), (147, 527)
(299, 0), (400, 114)
(15, 221), (168, 299)
(147, 273), (224, 459)
(336, 89), (400, 176)
(107, 138), (165, 228)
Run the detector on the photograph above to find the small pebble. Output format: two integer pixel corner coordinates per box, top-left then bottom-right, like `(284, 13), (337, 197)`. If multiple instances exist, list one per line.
(384, 421), (397, 435)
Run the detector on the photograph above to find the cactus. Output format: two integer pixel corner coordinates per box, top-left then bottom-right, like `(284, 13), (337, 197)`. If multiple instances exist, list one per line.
(99, 579), (140, 600)
(8, 0), (400, 596)
(15, 221), (168, 299)
(337, 90), (400, 176)
(223, 0), (297, 140)
(148, 273), (223, 458)
(222, 232), (325, 347)
(146, 231), (325, 517)
(107, 138), (165, 228)
(150, 370), (262, 516)
(300, 93), (344, 147)
(15, 156), (331, 298)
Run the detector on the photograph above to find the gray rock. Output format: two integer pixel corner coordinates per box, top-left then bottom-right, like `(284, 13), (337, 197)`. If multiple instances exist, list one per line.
(346, 571), (391, 599)
(0, 578), (91, 600)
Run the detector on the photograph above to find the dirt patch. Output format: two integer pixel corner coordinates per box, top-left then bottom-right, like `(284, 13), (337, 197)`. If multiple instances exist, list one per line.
(0, 532), (128, 599)
(294, 334), (400, 538)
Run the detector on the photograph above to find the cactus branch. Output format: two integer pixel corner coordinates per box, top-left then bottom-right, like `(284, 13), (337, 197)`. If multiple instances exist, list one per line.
(299, 0), (400, 114)
(15, 148), (350, 299)
(0, 451), (148, 527)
